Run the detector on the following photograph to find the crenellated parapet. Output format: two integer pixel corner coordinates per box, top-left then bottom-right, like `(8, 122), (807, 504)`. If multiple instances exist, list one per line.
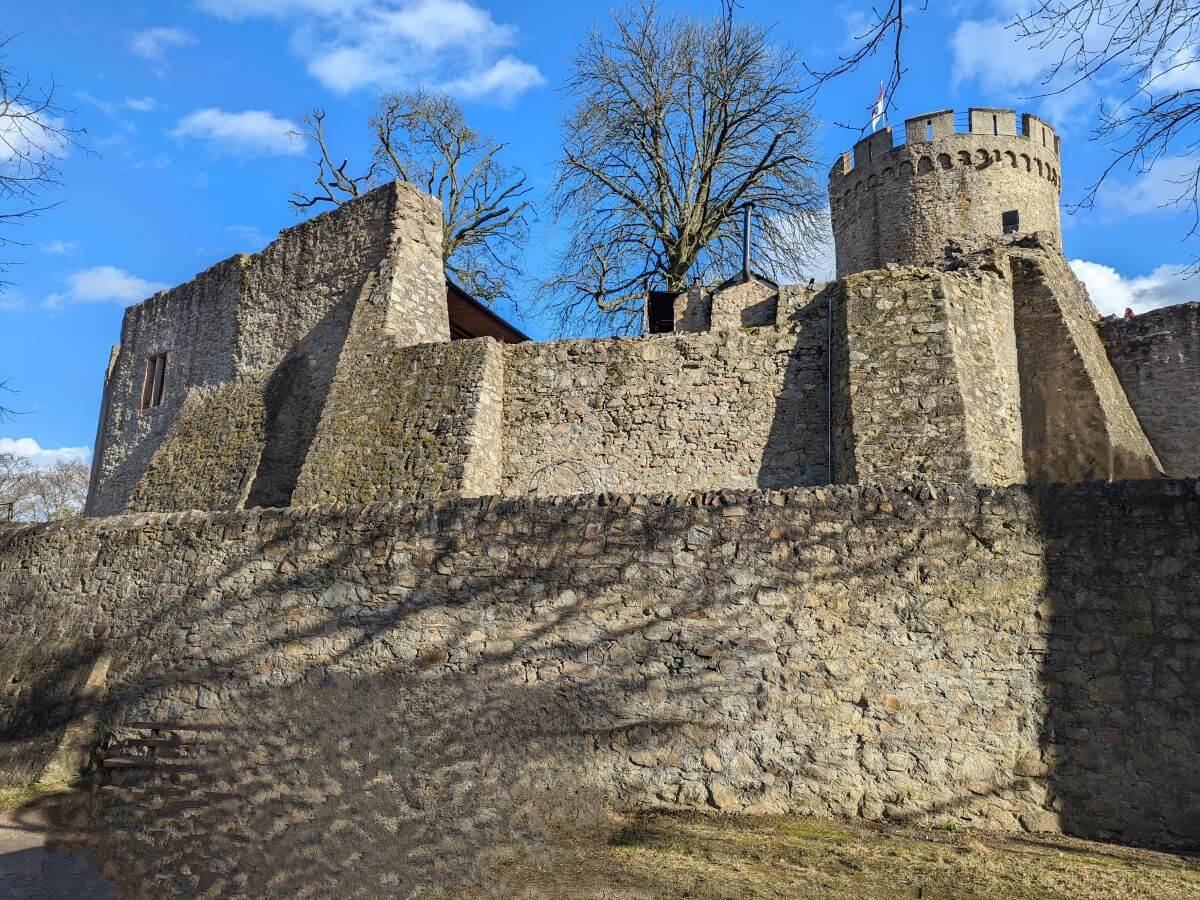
(829, 107), (1064, 278)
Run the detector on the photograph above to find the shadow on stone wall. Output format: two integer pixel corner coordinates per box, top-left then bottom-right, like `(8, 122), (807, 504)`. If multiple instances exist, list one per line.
(245, 300), (355, 509)
(2, 494), (999, 895)
(2, 482), (1197, 895)
(1034, 481), (1200, 849)
(758, 296), (833, 489)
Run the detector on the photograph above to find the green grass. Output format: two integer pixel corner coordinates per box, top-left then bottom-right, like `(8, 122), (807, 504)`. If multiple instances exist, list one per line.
(496, 812), (1200, 899)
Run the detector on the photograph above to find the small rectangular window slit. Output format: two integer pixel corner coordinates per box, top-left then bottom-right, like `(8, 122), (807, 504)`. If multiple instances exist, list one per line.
(1002, 210), (1020, 234)
(141, 353), (168, 410)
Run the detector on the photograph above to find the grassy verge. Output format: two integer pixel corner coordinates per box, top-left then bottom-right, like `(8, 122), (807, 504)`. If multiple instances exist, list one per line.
(0, 782), (73, 814)
(499, 812), (1200, 899)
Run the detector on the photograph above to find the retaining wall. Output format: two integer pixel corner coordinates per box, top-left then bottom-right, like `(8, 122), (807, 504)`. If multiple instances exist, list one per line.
(1, 481), (1198, 892)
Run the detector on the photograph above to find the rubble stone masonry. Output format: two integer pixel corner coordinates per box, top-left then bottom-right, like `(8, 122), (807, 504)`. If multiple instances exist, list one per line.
(86, 182), (445, 517)
(502, 300), (831, 496)
(0, 480), (1197, 893)
(1099, 303), (1200, 477)
(830, 108), (1063, 277)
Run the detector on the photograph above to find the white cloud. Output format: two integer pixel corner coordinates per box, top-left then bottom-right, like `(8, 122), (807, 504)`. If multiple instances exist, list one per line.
(44, 266), (168, 309)
(949, 14), (1095, 126)
(0, 437), (91, 468)
(198, 0), (543, 102)
(0, 103), (69, 166)
(1098, 156), (1198, 214)
(128, 26), (196, 62)
(952, 20), (1047, 92)
(172, 108), (304, 157)
(124, 96), (158, 113)
(1071, 258), (1199, 316)
(225, 224), (268, 247)
(443, 56), (545, 102)
(39, 240), (80, 255)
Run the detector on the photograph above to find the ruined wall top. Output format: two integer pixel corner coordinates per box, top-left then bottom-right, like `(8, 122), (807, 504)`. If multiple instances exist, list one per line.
(830, 108), (1061, 181)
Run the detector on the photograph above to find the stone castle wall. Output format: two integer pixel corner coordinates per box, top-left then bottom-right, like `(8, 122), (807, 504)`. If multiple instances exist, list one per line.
(85, 259), (242, 516)
(830, 108), (1063, 277)
(1099, 303), (1200, 477)
(1008, 247), (1163, 482)
(85, 183), (445, 517)
(501, 300), (831, 496)
(1, 480), (1197, 892)
(833, 261), (1025, 485)
(84, 177), (1174, 520)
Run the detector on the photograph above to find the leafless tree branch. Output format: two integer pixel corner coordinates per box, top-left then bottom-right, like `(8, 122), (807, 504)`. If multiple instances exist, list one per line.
(0, 33), (86, 413)
(803, 0), (927, 132)
(0, 452), (88, 522)
(291, 92), (532, 304)
(1015, 2), (1200, 233)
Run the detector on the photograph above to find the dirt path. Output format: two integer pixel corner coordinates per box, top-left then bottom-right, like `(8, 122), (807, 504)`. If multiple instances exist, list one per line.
(0, 805), (114, 900)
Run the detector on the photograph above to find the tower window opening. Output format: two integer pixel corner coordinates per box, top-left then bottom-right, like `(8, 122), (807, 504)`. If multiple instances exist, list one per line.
(1002, 210), (1020, 234)
(926, 121), (933, 141)
(141, 352), (168, 410)
(1042, 127), (1047, 146)
(992, 114), (998, 136)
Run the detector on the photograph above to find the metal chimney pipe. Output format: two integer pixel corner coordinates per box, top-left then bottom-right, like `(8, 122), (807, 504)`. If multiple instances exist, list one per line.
(742, 203), (753, 283)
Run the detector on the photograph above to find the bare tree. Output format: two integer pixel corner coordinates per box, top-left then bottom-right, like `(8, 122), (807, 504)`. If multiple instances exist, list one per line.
(1, 34), (83, 417)
(544, 0), (825, 335)
(0, 452), (89, 522)
(291, 92), (532, 304)
(0, 34), (82, 288)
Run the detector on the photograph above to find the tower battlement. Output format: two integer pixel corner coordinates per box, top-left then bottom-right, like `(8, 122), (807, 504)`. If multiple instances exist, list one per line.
(829, 107), (1063, 278)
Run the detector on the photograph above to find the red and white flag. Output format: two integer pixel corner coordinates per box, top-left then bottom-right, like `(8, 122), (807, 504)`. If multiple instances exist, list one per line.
(871, 81), (886, 132)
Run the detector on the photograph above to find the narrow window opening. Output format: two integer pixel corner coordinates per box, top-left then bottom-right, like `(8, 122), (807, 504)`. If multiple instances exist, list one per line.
(1002, 209), (1020, 234)
(925, 121), (933, 141)
(1042, 127), (1047, 146)
(152, 353), (167, 407)
(992, 114), (998, 136)
(141, 353), (168, 410)
(140, 357), (155, 410)
(647, 292), (677, 334)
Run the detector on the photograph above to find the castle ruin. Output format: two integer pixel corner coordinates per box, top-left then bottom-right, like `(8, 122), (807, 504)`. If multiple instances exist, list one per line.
(80, 108), (1195, 520)
(2, 107), (1199, 894)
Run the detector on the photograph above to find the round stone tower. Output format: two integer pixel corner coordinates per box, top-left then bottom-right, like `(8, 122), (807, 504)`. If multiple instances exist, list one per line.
(829, 107), (1063, 278)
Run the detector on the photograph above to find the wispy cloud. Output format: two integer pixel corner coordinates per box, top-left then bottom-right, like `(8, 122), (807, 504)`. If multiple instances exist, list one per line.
(949, 12), (1095, 127)
(128, 26), (196, 62)
(1097, 156), (1199, 215)
(198, 0), (544, 102)
(224, 224), (268, 248)
(0, 437), (91, 467)
(172, 108), (304, 157)
(74, 91), (159, 117)
(0, 103), (70, 165)
(39, 240), (80, 256)
(44, 266), (168, 309)
(1071, 258), (1199, 316)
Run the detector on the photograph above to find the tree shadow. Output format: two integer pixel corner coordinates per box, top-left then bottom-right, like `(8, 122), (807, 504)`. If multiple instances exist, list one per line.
(758, 290), (835, 489)
(2, 479), (1197, 894)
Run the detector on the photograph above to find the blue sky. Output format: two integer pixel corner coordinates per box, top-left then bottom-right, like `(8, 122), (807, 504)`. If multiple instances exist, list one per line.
(2, 0), (1198, 466)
